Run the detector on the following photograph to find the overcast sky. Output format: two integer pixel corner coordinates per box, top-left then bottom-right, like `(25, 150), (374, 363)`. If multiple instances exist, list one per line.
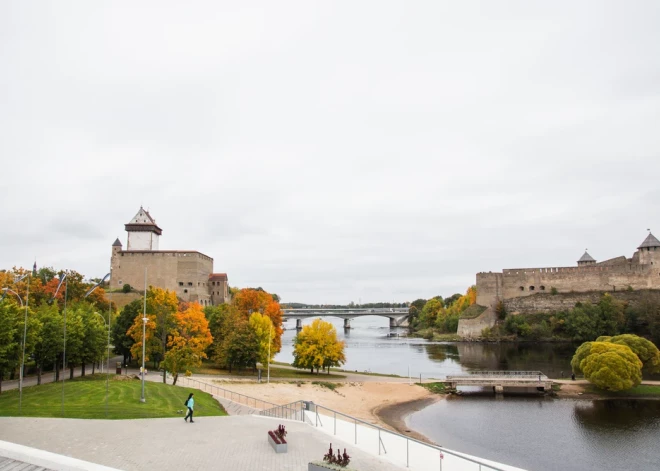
(1, 1), (659, 304)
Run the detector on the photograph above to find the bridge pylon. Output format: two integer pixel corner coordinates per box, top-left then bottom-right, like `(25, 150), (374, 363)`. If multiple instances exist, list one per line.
(296, 319), (302, 330)
(344, 318), (351, 329)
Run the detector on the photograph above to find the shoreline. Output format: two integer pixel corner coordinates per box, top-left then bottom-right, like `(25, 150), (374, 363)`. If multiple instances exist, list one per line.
(373, 395), (441, 445)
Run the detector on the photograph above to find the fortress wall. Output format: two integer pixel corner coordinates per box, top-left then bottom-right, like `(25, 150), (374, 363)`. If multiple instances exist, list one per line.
(476, 272), (502, 307)
(504, 289), (660, 315)
(456, 306), (497, 338)
(500, 264), (659, 299)
(110, 251), (214, 304)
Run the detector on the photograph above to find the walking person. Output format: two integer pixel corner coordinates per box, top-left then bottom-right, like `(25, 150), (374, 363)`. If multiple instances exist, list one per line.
(184, 393), (195, 423)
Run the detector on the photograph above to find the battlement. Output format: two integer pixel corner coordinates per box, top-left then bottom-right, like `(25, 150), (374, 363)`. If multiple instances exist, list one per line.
(116, 250), (213, 262)
(501, 263), (650, 276)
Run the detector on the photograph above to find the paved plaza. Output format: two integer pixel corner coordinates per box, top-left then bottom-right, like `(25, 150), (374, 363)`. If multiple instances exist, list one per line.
(0, 415), (405, 471)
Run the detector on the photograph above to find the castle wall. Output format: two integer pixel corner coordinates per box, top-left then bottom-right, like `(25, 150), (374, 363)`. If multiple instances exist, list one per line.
(110, 251), (213, 305)
(503, 289), (660, 315)
(456, 307), (497, 338)
(639, 246), (660, 266)
(498, 263), (659, 300)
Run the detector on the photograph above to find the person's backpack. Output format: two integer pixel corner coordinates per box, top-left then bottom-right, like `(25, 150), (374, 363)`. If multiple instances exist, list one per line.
(184, 399), (189, 406)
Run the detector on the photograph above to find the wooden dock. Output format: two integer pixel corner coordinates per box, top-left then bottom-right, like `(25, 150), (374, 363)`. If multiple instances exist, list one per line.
(445, 371), (552, 394)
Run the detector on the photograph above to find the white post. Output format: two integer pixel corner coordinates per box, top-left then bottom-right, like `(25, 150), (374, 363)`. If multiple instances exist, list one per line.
(140, 268), (147, 403)
(267, 323), (272, 384)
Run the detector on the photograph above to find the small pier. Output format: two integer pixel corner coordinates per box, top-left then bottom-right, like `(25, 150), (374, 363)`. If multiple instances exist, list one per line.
(445, 371), (552, 394)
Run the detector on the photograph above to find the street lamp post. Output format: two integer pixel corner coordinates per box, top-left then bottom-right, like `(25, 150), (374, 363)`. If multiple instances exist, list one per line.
(49, 274), (67, 416)
(1, 275), (29, 414)
(84, 273), (111, 418)
(140, 267), (147, 403)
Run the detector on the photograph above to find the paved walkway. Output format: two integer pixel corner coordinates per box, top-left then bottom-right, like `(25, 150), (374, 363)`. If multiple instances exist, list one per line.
(0, 416), (405, 471)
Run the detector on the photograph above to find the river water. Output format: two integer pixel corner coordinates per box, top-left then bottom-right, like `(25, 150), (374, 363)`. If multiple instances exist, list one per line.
(276, 316), (660, 471)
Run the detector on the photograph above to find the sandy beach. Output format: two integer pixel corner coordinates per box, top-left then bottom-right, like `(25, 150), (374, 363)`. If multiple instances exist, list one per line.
(212, 379), (440, 440)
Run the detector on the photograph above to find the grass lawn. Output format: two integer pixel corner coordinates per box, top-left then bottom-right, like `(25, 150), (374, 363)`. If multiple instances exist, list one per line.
(585, 384), (660, 397)
(0, 374), (227, 419)
(190, 362), (347, 380)
(418, 382), (448, 394)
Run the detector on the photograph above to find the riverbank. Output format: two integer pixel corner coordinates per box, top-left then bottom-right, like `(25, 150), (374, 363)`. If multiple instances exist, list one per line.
(210, 379), (437, 431)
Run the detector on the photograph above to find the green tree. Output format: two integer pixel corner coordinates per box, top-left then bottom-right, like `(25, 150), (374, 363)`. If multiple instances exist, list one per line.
(80, 305), (108, 376)
(419, 298), (443, 328)
(112, 300), (141, 365)
(292, 319), (346, 374)
(33, 303), (63, 385)
(0, 301), (19, 393)
(580, 342), (642, 391)
(221, 322), (259, 373)
(63, 307), (85, 380)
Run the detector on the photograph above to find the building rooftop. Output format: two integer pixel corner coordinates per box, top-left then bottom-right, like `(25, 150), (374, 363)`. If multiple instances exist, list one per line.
(638, 232), (660, 249)
(209, 273), (228, 281)
(125, 207), (163, 235)
(112, 238), (122, 247)
(577, 251), (596, 263)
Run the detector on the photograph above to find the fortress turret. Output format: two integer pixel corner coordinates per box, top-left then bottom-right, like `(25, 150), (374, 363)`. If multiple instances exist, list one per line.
(577, 250), (596, 266)
(637, 232), (660, 265)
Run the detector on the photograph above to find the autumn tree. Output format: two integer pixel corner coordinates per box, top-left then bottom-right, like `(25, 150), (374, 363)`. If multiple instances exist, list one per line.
(162, 302), (213, 385)
(232, 288), (284, 354)
(248, 312), (275, 366)
(128, 287), (177, 382)
(597, 334), (660, 373)
(293, 319), (346, 374)
(579, 342), (642, 391)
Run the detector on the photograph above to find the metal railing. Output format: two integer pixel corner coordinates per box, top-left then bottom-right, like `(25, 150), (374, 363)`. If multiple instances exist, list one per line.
(260, 400), (310, 423)
(259, 400), (512, 471)
(177, 376), (279, 411)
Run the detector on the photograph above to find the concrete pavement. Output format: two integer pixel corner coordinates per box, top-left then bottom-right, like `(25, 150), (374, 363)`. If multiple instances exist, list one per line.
(0, 416), (406, 471)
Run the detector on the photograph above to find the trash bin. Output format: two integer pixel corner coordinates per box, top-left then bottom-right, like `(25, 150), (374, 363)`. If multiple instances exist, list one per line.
(303, 401), (316, 412)
(116, 362), (122, 374)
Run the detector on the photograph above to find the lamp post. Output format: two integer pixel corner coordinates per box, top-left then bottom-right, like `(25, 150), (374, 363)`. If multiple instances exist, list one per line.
(1, 273), (29, 414)
(50, 274), (67, 416)
(140, 267), (147, 403)
(84, 273), (111, 417)
(267, 322), (272, 384)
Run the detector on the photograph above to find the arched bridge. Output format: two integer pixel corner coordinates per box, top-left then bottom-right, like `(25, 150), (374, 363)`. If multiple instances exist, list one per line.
(281, 308), (410, 329)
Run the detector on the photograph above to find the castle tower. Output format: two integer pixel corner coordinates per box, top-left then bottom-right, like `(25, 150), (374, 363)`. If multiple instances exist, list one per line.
(577, 250), (596, 266)
(637, 232), (660, 265)
(125, 207), (162, 251)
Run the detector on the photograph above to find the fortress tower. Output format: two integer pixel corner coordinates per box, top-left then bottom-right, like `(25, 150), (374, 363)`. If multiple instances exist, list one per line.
(125, 207), (162, 250)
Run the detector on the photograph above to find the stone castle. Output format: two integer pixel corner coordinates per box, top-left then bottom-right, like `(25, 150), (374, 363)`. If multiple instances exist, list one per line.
(458, 231), (660, 336)
(109, 207), (228, 306)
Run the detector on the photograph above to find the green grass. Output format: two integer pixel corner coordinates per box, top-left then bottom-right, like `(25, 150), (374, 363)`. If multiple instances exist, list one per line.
(0, 374), (227, 419)
(585, 384), (660, 397)
(190, 361), (346, 379)
(311, 381), (341, 391)
(459, 304), (487, 319)
(418, 382), (448, 394)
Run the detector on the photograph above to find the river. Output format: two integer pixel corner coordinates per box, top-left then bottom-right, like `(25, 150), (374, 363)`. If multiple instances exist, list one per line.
(275, 315), (660, 471)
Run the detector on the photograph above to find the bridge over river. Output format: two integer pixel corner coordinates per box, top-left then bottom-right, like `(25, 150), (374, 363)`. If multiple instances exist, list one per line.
(281, 308), (410, 329)
(445, 371), (552, 394)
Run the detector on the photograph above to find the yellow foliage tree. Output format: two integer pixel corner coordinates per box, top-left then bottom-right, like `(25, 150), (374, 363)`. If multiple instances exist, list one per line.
(248, 312), (275, 366)
(578, 342), (643, 391)
(162, 302), (213, 385)
(292, 319), (346, 374)
(232, 288), (284, 354)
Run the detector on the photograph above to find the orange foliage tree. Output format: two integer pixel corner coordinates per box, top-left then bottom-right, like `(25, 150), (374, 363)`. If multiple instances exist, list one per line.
(232, 288), (284, 354)
(162, 302), (213, 385)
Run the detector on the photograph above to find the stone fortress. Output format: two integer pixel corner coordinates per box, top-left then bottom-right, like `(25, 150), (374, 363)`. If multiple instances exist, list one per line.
(458, 231), (660, 336)
(109, 207), (228, 306)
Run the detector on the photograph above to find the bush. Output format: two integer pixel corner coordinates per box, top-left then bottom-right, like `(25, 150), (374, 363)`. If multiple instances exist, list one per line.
(504, 315), (531, 337)
(122, 283), (132, 293)
(550, 287), (558, 295)
(495, 301), (506, 320)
